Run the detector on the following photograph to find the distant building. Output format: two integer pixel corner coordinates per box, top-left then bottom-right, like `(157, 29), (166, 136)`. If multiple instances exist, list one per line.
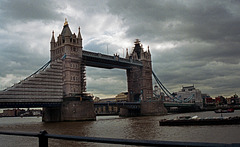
(2, 109), (16, 117)
(228, 93), (239, 105)
(202, 94), (215, 106)
(93, 96), (100, 102)
(177, 85), (203, 108)
(153, 85), (164, 101)
(115, 92), (128, 102)
(94, 92), (128, 115)
(31, 109), (42, 116)
(0, 108), (41, 117)
(93, 92), (128, 103)
(97, 98), (116, 103)
(153, 85), (161, 96)
(215, 96), (227, 105)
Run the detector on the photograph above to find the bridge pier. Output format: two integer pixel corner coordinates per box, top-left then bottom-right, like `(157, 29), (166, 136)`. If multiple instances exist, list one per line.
(61, 100), (96, 121)
(119, 107), (141, 117)
(140, 101), (167, 116)
(42, 107), (61, 122)
(42, 100), (96, 122)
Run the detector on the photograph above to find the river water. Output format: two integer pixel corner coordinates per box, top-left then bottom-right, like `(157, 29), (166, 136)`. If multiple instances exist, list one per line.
(0, 110), (240, 146)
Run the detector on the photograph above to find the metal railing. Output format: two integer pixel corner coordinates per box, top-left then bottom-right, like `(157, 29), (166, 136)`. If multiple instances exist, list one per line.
(0, 130), (239, 147)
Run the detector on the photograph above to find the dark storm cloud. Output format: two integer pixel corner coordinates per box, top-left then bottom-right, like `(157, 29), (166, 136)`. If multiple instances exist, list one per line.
(108, 0), (240, 43)
(84, 40), (129, 96)
(0, 0), (239, 98)
(0, 0), (63, 88)
(0, 0), (62, 23)
(86, 67), (127, 97)
(107, 0), (240, 96)
(0, 42), (48, 77)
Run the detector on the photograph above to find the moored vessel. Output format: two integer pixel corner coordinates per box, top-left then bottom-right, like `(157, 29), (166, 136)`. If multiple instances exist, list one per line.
(214, 108), (234, 113)
(159, 116), (240, 126)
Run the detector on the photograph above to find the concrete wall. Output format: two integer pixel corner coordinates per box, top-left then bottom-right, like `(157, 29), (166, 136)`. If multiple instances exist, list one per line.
(61, 100), (96, 121)
(140, 101), (167, 116)
(42, 107), (61, 122)
(119, 107), (141, 117)
(42, 101), (96, 122)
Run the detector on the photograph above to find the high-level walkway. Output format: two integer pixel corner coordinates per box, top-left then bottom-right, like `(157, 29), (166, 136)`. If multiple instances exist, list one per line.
(83, 50), (143, 69)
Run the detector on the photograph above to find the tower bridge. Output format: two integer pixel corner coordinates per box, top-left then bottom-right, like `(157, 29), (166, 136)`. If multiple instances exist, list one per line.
(0, 20), (167, 121)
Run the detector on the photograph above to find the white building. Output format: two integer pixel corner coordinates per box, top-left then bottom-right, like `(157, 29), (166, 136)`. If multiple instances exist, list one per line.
(153, 84), (165, 101)
(177, 85), (203, 107)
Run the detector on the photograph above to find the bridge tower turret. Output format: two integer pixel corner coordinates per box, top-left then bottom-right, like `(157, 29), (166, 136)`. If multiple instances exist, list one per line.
(50, 19), (85, 97)
(127, 39), (153, 102)
(122, 40), (167, 117)
(43, 19), (95, 122)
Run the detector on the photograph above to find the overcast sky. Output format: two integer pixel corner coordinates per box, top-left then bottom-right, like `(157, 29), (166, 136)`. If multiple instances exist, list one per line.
(0, 0), (239, 98)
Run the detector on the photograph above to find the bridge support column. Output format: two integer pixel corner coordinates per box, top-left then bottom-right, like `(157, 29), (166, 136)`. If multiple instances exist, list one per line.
(140, 101), (167, 116)
(42, 100), (96, 122)
(119, 107), (141, 117)
(42, 107), (61, 122)
(61, 100), (96, 121)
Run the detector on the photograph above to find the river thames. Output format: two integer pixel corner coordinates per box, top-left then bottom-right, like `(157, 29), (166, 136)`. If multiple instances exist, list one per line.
(0, 110), (240, 146)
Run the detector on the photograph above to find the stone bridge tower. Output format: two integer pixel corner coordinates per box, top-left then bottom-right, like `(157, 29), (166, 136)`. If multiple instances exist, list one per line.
(50, 19), (86, 97)
(126, 39), (153, 102)
(43, 19), (95, 121)
(123, 39), (167, 116)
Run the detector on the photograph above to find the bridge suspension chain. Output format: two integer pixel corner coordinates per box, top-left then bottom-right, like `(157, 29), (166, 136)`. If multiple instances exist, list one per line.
(3, 60), (52, 91)
(152, 71), (194, 103)
(23, 60), (52, 81)
(152, 71), (176, 100)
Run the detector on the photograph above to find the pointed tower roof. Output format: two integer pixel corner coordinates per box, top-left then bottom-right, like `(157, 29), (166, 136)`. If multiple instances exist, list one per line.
(61, 18), (72, 38)
(147, 46), (151, 54)
(51, 31), (55, 42)
(126, 48), (129, 59)
(78, 27), (82, 40)
(133, 39), (142, 59)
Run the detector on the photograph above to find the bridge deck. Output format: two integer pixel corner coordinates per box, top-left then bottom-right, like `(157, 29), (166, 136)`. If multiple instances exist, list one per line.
(82, 50), (142, 69)
(0, 102), (61, 108)
(164, 102), (195, 107)
(94, 101), (196, 108)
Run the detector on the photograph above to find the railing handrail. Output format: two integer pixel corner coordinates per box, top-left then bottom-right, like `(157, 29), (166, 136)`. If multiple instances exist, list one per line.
(0, 130), (238, 147)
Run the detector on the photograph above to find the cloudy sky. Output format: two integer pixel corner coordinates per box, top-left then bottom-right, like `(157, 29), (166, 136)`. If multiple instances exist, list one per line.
(0, 0), (239, 98)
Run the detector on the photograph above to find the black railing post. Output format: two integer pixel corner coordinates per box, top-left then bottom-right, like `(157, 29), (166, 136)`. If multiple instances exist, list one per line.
(39, 130), (48, 147)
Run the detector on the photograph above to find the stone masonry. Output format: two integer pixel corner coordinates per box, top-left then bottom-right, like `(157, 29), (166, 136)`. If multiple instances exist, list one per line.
(0, 60), (63, 103)
(50, 19), (86, 97)
(46, 19), (95, 121)
(126, 39), (153, 102)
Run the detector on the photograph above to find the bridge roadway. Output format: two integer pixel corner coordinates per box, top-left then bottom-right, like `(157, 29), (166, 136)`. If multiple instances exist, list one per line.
(0, 102), (62, 108)
(0, 101), (195, 109)
(94, 101), (196, 109)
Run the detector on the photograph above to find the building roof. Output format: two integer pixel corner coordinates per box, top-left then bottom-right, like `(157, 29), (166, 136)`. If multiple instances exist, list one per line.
(132, 39), (142, 59)
(60, 19), (72, 40)
(61, 24), (72, 38)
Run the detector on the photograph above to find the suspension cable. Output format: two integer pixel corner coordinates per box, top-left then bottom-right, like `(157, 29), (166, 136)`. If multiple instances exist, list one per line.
(152, 71), (195, 103)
